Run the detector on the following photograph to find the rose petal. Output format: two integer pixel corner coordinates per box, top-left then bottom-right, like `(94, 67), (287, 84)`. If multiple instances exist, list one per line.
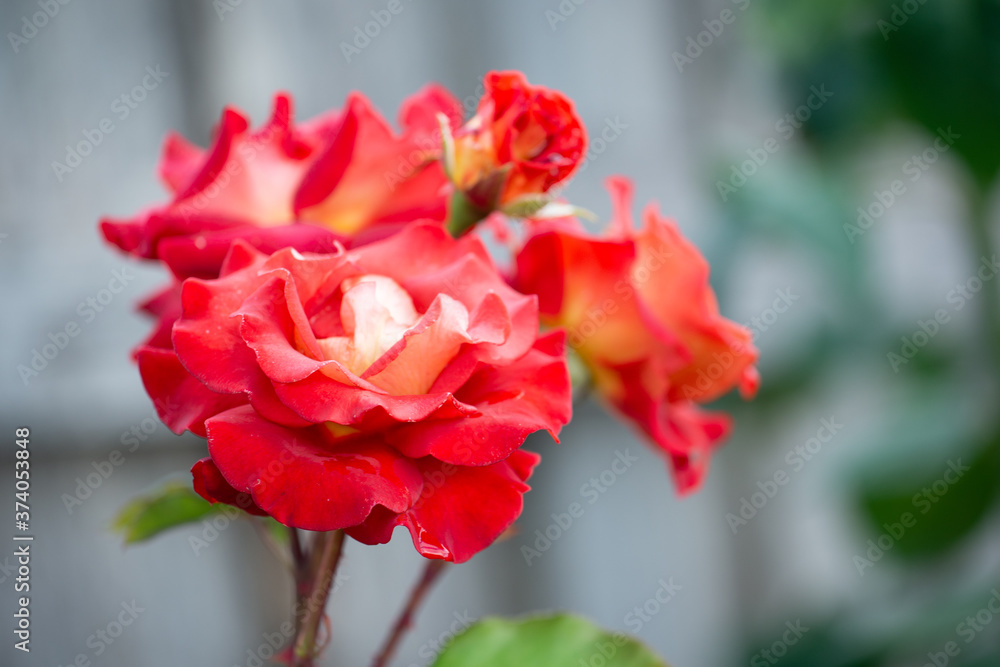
(387, 332), (571, 466)
(347, 450), (541, 563)
(631, 204), (757, 402)
(362, 293), (473, 395)
(174, 93), (311, 224)
(160, 132), (205, 194)
(603, 360), (731, 495)
(295, 88), (460, 234)
(191, 457), (268, 516)
(172, 263), (312, 428)
(205, 406), (424, 531)
(137, 346), (246, 437)
(158, 222), (344, 280)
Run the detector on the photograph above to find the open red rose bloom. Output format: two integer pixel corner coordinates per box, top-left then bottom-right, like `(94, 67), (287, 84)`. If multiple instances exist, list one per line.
(515, 178), (758, 493)
(101, 85), (463, 276)
(140, 223), (570, 563)
(101, 70), (757, 563)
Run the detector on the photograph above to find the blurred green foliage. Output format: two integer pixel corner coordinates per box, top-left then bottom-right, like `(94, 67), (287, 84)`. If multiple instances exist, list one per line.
(432, 614), (670, 667)
(113, 481), (223, 544)
(748, 0), (1000, 190)
(712, 0), (1000, 664)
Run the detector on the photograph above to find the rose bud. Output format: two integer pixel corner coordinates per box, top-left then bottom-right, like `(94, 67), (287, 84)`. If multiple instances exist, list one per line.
(445, 71), (586, 234)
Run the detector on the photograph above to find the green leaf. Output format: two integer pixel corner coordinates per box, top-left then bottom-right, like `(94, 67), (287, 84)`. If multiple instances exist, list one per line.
(262, 516), (290, 546)
(857, 436), (1000, 559)
(501, 194), (553, 219)
(499, 197), (597, 222)
(445, 188), (493, 237)
(431, 614), (670, 667)
(113, 481), (222, 544)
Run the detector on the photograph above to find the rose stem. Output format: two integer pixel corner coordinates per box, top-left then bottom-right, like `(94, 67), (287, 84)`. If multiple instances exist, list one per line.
(292, 530), (346, 666)
(289, 527), (305, 571)
(371, 560), (450, 667)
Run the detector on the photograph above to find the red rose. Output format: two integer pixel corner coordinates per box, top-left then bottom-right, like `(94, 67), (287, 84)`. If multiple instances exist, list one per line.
(294, 86), (463, 239)
(101, 86), (463, 280)
(101, 92), (339, 278)
(135, 281), (183, 351)
(141, 222), (571, 562)
(514, 177), (758, 493)
(450, 71), (586, 210)
(102, 87), (463, 353)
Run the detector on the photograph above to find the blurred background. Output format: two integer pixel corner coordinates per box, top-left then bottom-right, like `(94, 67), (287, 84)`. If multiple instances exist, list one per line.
(2, 1), (999, 665)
